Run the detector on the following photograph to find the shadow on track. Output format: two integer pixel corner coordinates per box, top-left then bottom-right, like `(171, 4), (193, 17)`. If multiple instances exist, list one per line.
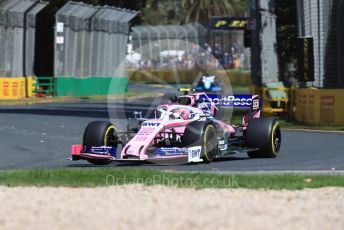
(0, 107), (153, 119)
(66, 156), (250, 168)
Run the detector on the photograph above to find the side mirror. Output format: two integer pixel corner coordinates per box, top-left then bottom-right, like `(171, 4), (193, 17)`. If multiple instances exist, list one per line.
(170, 96), (178, 103)
(133, 111), (143, 119)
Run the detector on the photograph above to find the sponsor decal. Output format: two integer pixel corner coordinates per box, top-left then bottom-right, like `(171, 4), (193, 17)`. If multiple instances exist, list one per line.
(135, 136), (148, 141)
(211, 17), (249, 30)
(188, 146), (203, 163)
(86, 146), (116, 157)
(200, 95), (261, 108)
(153, 147), (187, 156)
(142, 121), (162, 127)
(189, 111), (196, 119)
(252, 98), (261, 111)
(135, 127), (155, 140)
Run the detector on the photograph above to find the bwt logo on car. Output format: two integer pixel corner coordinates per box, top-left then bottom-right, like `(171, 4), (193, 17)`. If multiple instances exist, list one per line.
(190, 148), (201, 158)
(201, 95), (253, 107)
(142, 122), (162, 127)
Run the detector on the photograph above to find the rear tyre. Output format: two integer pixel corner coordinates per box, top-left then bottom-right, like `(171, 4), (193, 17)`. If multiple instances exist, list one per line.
(182, 122), (218, 163)
(83, 121), (117, 165)
(246, 118), (281, 158)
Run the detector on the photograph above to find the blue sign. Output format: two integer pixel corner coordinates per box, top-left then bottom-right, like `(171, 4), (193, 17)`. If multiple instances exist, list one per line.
(200, 95), (262, 109)
(86, 146), (117, 157)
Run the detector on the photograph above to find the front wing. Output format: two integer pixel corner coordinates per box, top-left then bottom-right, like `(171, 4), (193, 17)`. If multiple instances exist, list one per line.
(70, 144), (203, 163)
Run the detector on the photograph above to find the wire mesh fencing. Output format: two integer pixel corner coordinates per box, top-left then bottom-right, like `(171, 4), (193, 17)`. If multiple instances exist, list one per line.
(0, 0), (46, 77)
(54, 1), (137, 78)
(26, 2), (48, 77)
(297, 0), (344, 88)
(130, 23), (209, 69)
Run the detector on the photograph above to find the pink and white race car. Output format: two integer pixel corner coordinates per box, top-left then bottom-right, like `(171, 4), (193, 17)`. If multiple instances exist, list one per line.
(70, 90), (281, 165)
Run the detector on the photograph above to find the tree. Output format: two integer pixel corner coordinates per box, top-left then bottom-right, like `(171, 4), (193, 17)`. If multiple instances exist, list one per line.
(181, 0), (245, 24)
(274, 0), (298, 81)
(142, 0), (247, 25)
(142, 0), (185, 25)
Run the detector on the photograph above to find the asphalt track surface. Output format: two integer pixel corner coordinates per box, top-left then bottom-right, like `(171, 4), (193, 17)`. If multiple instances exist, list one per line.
(0, 91), (343, 172)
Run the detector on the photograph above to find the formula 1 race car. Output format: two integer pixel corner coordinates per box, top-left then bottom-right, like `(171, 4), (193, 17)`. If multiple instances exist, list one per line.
(193, 75), (223, 93)
(70, 89), (281, 165)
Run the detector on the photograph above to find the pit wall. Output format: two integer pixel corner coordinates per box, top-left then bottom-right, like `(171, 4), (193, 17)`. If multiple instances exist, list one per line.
(294, 88), (344, 125)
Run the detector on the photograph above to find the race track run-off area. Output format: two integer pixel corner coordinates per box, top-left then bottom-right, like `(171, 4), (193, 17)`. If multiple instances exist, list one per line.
(0, 185), (343, 230)
(0, 98), (343, 172)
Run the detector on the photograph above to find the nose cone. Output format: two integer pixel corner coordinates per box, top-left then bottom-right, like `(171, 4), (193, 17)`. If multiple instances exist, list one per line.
(204, 81), (212, 90)
(123, 145), (148, 160)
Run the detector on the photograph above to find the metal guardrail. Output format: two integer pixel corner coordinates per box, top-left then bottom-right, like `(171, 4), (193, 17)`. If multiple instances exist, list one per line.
(55, 1), (137, 78)
(0, 0), (47, 77)
(35, 76), (54, 96)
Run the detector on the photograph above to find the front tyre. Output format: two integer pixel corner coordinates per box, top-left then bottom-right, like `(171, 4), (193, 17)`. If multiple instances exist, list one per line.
(246, 118), (281, 158)
(182, 122), (218, 163)
(202, 124), (218, 162)
(83, 121), (117, 165)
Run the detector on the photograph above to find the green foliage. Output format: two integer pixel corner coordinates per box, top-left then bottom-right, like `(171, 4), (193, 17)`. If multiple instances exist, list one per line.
(43, 0), (248, 25)
(181, 0), (245, 23)
(274, 0), (298, 65)
(143, 0), (247, 25)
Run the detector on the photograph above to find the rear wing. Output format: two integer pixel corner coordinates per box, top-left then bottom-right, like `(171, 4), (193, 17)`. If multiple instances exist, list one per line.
(177, 88), (262, 112)
(200, 94), (262, 112)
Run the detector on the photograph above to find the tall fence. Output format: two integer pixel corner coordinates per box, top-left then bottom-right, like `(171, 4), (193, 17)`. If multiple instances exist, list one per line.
(26, 2), (48, 77)
(297, 0), (344, 88)
(131, 23), (208, 69)
(0, 0), (47, 78)
(55, 1), (137, 78)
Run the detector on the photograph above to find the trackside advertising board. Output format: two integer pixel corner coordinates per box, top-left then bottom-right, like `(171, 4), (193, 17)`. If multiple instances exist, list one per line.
(200, 94), (262, 110)
(211, 17), (249, 30)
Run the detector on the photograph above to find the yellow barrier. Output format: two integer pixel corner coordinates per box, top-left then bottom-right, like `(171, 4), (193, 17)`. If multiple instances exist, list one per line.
(250, 86), (289, 114)
(127, 69), (251, 86)
(26, 76), (36, 98)
(0, 77), (26, 99)
(294, 88), (344, 125)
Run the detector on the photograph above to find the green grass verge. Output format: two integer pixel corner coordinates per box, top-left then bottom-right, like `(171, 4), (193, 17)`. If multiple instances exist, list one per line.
(276, 118), (344, 131)
(228, 110), (344, 131)
(0, 168), (343, 189)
